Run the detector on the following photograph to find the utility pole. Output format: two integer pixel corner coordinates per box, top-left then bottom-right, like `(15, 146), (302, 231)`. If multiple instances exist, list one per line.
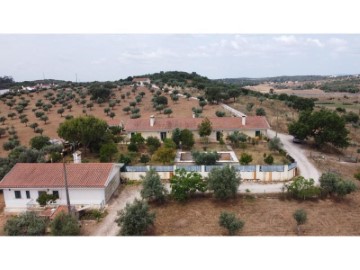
(275, 108), (279, 138)
(62, 152), (71, 214)
(75, 73), (78, 83)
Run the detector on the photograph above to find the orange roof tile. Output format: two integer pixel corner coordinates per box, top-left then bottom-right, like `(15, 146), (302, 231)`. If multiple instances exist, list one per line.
(124, 116), (270, 132)
(0, 163), (115, 189)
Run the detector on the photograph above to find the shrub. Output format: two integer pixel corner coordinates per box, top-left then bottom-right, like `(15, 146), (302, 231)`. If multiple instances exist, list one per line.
(4, 212), (47, 236)
(207, 165), (241, 200)
(264, 154), (274, 164)
(127, 143), (138, 152)
(140, 168), (167, 203)
(219, 211), (245, 236)
(240, 153), (253, 165)
(268, 137), (283, 151)
(50, 212), (80, 236)
(153, 146), (175, 164)
(99, 142), (118, 162)
(284, 176), (321, 200)
(192, 151), (220, 165)
(256, 108), (266, 116)
(320, 172), (357, 197)
(30, 135), (50, 150)
(293, 209), (307, 236)
(215, 111), (225, 117)
(118, 153), (132, 165)
(139, 154), (150, 164)
(146, 136), (161, 153)
(354, 172), (360, 181)
(180, 129), (195, 150)
(37, 192), (58, 206)
(170, 169), (207, 202)
(115, 199), (155, 236)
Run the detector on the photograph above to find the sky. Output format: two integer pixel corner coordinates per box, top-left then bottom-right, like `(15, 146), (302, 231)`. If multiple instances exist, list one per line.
(1, 34), (360, 82)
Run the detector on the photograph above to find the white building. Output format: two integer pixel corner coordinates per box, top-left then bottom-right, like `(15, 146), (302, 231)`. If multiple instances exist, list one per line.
(0, 163), (123, 213)
(132, 77), (151, 86)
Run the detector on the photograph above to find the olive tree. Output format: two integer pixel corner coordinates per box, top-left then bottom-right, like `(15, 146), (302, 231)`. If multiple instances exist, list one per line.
(140, 168), (167, 203)
(293, 209), (307, 236)
(4, 212), (47, 236)
(219, 211), (245, 236)
(115, 199), (155, 236)
(207, 165), (241, 200)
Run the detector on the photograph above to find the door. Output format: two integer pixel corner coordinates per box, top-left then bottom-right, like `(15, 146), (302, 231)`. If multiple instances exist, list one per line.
(160, 132), (167, 141)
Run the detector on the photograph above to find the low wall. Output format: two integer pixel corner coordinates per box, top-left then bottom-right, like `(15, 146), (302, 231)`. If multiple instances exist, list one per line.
(121, 163), (297, 182)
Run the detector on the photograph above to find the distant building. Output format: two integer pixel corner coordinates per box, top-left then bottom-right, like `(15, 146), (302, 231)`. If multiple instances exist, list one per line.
(124, 115), (270, 142)
(132, 77), (151, 86)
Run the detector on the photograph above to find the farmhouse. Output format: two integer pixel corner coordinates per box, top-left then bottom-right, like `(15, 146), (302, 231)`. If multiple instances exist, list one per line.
(132, 77), (151, 86)
(0, 163), (123, 213)
(124, 115), (270, 141)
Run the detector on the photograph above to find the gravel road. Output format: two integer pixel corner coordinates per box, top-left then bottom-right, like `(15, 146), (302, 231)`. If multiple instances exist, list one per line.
(91, 185), (141, 236)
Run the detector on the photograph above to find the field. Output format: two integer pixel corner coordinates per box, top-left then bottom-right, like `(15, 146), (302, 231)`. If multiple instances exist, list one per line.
(0, 85), (224, 158)
(150, 192), (360, 236)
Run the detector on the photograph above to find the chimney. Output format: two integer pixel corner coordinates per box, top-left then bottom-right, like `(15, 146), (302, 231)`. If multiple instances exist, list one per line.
(150, 115), (155, 127)
(242, 115), (246, 126)
(192, 112), (195, 118)
(73, 151), (82, 164)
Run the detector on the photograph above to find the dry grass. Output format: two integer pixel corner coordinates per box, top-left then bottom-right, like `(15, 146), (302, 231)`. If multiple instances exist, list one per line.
(0, 85), (224, 158)
(150, 192), (360, 236)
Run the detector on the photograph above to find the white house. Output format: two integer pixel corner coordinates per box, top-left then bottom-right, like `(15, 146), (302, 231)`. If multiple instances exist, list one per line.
(132, 77), (151, 86)
(0, 163), (123, 213)
(124, 115), (270, 142)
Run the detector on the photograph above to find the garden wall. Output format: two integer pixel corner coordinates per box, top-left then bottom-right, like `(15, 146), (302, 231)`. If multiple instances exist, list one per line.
(121, 163), (297, 182)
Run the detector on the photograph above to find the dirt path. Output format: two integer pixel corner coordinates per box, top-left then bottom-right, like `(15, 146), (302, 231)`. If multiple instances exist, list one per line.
(267, 129), (321, 183)
(91, 185), (141, 236)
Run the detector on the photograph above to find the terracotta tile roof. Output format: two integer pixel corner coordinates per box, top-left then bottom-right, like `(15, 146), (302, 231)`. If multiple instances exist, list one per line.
(132, 77), (150, 82)
(124, 116), (270, 132)
(0, 163), (115, 189)
(106, 118), (121, 127)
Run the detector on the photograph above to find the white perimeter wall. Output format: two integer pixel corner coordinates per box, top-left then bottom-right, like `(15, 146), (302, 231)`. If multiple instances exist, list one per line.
(122, 165), (296, 182)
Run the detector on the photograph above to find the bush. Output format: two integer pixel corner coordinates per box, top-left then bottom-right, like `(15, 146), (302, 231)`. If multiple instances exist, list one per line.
(4, 212), (47, 236)
(146, 136), (161, 153)
(37, 192), (58, 206)
(192, 151), (220, 165)
(170, 169), (207, 202)
(139, 154), (150, 164)
(320, 172), (357, 197)
(153, 146), (175, 164)
(219, 211), (244, 236)
(354, 172), (360, 181)
(215, 111), (226, 117)
(140, 168), (167, 203)
(99, 142), (118, 162)
(50, 212), (80, 236)
(240, 153), (253, 165)
(30, 135), (51, 150)
(256, 108), (266, 116)
(115, 199), (155, 236)
(118, 153), (132, 165)
(284, 176), (321, 200)
(293, 209), (307, 236)
(180, 129), (195, 150)
(127, 143), (138, 152)
(268, 137), (283, 151)
(207, 165), (241, 200)
(264, 154), (274, 164)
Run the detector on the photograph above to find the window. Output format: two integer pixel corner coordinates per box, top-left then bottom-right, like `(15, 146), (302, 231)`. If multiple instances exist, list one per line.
(52, 190), (59, 199)
(38, 191), (46, 198)
(255, 130), (261, 137)
(26, 191), (30, 199)
(14, 191), (21, 199)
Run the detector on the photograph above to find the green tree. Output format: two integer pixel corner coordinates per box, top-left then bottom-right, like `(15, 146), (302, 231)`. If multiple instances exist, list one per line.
(284, 176), (321, 200)
(240, 153), (253, 165)
(140, 168), (167, 203)
(50, 212), (80, 236)
(227, 131), (248, 148)
(37, 192), (58, 206)
(207, 165), (241, 200)
(163, 108), (173, 117)
(293, 209), (307, 236)
(268, 137), (283, 151)
(319, 172), (357, 197)
(215, 111), (225, 117)
(139, 154), (150, 164)
(30, 135), (51, 150)
(146, 136), (161, 154)
(29, 122), (38, 131)
(130, 132), (145, 147)
(172, 128), (182, 148)
(153, 146), (175, 164)
(256, 108), (266, 116)
(4, 212), (47, 236)
(192, 151), (220, 165)
(99, 142), (118, 162)
(264, 154), (274, 165)
(198, 117), (212, 144)
(180, 129), (195, 150)
(57, 108), (65, 117)
(219, 211), (245, 236)
(288, 109), (350, 148)
(57, 116), (108, 152)
(170, 168), (207, 202)
(40, 115), (49, 124)
(115, 199), (155, 236)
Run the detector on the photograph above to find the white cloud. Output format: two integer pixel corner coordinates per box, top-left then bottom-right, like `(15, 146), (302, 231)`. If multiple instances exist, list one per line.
(273, 35), (299, 45)
(305, 38), (324, 47)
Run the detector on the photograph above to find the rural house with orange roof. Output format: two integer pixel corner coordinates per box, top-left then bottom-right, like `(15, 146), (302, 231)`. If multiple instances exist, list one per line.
(0, 163), (123, 213)
(124, 115), (270, 141)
